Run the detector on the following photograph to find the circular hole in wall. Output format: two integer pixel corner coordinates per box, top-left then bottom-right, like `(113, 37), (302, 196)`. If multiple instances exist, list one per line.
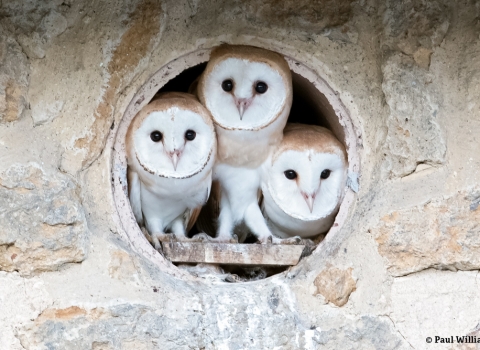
(111, 47), (360, 282)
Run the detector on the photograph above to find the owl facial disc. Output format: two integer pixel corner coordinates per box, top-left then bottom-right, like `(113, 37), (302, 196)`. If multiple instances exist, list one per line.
(267, 150), (346, 221)
(198, 45), (292, 132)
(128, 97), (215, 180)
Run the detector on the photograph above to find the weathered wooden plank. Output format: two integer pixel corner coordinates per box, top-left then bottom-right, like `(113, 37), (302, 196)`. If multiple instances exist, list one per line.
(162, 242), (305, 266)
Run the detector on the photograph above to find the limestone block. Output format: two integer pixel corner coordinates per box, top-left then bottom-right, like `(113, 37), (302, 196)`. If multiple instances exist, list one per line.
(313, 265), (356, 307)
(0, 163), (88, 276)
(372, 187), (480, 276)
(413, 47), (433, 69)
(0, 1), (62, 32)
(16, 32), (46, 59)
(383, 0), (451, 53)
(0, 272), (51, 350)
(391, 270), (480, 350)
(0, 27), (30, 123)
(40, 10), (68, 40)
(108, 249), (139, 282)
(238, 0), (355, 31)
(17, 10), (68, 60)
(17, 305), (182, 349)
(16, 296), (411, 349)
(303, 316), (409, 349)
(460, 42), (480, 113)
(31, 99), (65, 126)
(381, 53), (446, 178)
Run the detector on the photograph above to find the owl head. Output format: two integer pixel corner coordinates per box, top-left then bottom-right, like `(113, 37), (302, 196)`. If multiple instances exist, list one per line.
(263, 124), (348, 220)
(126, 92), (216, 179)
(197, 45), (292, 131)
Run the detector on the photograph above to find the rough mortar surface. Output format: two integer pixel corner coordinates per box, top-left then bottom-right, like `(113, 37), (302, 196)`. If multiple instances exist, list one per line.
(0, 0), (479, 349)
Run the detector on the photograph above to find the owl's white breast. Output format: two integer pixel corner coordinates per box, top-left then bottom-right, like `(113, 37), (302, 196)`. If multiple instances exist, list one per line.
(262, 184), (338, 239)
(214, 105), (288, 168)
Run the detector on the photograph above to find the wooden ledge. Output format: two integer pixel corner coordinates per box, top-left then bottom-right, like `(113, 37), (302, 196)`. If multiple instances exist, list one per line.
(162, 242), (305, 266)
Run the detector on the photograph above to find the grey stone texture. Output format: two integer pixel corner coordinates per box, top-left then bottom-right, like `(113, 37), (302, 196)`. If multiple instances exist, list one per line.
(0, 163), (88, 276)
(0, 26), (30, 123)
(381, 53), (446, 178)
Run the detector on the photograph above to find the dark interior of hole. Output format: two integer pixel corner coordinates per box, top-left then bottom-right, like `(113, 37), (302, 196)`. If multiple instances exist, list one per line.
(155, 63), (207, 95)
(154, 62), (338, 239)
(155, 64), (331, 129)
(173, 263), (287, 280)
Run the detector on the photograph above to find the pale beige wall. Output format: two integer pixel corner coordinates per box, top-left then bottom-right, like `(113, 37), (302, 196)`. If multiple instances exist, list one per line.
(0, 0), (479, 349)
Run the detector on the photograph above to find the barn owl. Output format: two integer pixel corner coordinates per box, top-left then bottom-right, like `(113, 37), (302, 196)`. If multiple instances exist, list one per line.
(196, 45), (293, 243)
(126, 92), (216, 249)
(261, 123), (348, 239)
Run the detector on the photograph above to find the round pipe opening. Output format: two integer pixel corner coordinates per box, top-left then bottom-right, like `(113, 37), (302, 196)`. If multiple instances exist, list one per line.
(111, 47), (360, 281)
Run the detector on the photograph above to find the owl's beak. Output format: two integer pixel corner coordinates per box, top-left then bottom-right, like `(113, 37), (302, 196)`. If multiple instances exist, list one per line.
(301, 192), (316, 213)
(235, 98), (252, 120)
(167, 150), (182, 171)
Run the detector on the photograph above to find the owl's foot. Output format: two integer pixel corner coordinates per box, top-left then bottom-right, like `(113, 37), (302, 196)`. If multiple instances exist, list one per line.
(276, 236), (303, 245)
(257, 235), (303, 245)
(190, 232), (214, 242)
(141, 227), (153, 244)
(300, 238), (315, 246)
(256, 235), (273, 244)
(208, 233), (238, 244)
(151, 232), (176, 249)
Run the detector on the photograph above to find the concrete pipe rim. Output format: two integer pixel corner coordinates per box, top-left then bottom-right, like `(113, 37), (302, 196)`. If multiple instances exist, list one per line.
(110, 45), (361, 284)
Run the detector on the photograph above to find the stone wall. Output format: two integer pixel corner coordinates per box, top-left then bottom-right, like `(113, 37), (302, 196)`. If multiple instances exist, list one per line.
(0, 0), (479, 349)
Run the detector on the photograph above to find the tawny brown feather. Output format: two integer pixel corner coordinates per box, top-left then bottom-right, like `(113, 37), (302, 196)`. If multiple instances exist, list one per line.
(273, 123), (347, 165)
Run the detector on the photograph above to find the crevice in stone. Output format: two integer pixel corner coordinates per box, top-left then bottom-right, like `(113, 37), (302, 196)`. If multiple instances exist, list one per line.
(399, 161), (440, 178)
(383, 314), (416, 349)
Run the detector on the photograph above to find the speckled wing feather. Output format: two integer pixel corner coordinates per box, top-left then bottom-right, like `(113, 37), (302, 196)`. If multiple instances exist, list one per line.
(185, 206), (202, 233)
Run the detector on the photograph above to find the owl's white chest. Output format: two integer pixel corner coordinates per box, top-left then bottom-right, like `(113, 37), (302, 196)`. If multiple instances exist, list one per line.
(214, 164), (261, 220)
(214, 108), (288, 168)
(137, 169), (211, 229)
(261, 186), (337, 239)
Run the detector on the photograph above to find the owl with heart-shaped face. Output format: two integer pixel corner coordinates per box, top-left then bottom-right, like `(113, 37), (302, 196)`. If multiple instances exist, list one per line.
(126, 92), (216, 248)
(196, 45), (293, 243)
(261, 123), (348, 239)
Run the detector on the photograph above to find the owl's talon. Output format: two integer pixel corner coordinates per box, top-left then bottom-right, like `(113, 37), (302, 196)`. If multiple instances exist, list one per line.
(257, 235), (273, 244)
(209, 233), (237, 243)
(261, 235), (304, 245)
(152, 232), (175, 243)
(280, 236), (303, 245)
(190, 232), (213, 242)
(301, 238), (315, 246)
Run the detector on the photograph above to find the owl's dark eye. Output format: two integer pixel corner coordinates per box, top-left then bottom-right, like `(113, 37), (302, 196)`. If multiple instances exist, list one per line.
(321, 169), (331, 179)
(284, 170), (297, 180)
(185, 129), (196, 141)
(255, 81), (268, 94)
(222, 79), (233, 92)
(150, 131), (162, 142)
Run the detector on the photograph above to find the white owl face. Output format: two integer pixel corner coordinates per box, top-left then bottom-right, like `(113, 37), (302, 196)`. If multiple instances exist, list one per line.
(198, 45), (292, 131)
(128, 96), (215, 179)
(265, 149), (347, 221)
